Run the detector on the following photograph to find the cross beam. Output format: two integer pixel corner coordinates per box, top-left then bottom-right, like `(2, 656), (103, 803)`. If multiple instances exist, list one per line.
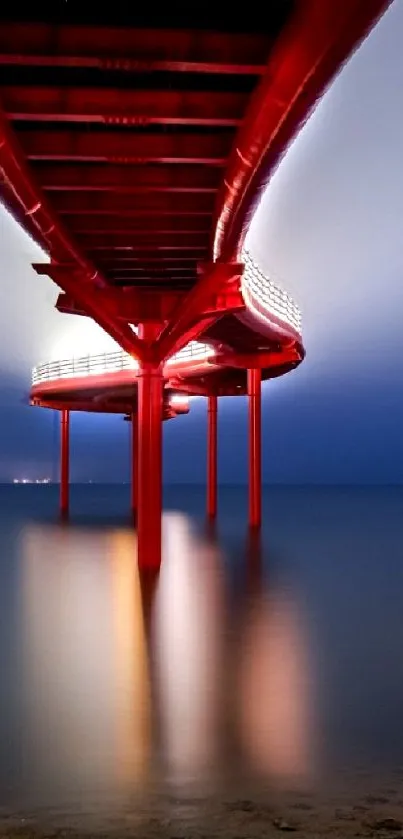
(154, 262), (243, 362)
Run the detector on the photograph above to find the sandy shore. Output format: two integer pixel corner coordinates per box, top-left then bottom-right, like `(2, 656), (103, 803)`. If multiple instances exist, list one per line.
(2, 775), (403, 839)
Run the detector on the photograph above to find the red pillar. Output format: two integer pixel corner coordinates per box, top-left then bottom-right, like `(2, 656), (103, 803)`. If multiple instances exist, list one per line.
(137, 363), (163, 569)
(60, 408), (70, 515)
(248, 368), (261, 528)
(207, 394), (218, 518)
(130, 412), (138, 515)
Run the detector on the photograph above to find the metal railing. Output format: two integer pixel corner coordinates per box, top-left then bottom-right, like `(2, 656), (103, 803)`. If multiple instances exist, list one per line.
(242, 250), (301, 334)
(32, 340), (215, 386)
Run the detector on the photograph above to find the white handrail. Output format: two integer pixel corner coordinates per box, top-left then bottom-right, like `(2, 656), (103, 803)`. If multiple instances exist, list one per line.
(242, 250), (301, 334)
(32, 340), (215, 385)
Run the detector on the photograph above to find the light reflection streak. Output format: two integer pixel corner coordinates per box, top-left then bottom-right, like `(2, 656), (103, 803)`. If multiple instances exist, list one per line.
(154, 513), (225, 786)
(20, 525), (151, 799)
(237, 551), (314, 784)
(109, 530), (151, 785)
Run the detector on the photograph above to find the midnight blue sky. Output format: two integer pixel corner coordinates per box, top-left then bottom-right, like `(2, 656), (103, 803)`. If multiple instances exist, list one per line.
(0, 2), (401, 484)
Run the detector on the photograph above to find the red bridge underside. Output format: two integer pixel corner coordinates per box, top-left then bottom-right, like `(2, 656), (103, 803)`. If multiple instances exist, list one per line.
(0, 1), (389, 369)
(0, 1), (390, 563)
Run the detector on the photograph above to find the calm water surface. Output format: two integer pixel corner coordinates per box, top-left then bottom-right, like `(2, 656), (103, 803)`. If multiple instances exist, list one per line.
(0, 484), (403, 812)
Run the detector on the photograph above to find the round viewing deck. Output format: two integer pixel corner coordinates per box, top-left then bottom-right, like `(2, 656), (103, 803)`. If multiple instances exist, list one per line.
(31, 253), (303, 416)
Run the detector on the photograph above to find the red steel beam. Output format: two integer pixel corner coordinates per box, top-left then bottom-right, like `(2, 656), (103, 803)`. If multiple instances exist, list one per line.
(96, 257), (198, 265)
(112, 282), (191, 293)
(166, 378), (211, 397)
(154, 262), (243, 362)
(213, 0), (391, 260)
(69, 216), (211, 234)
(0, 23), (269, 73)
(18, 129), (231, 166)
(36, 163), (221, 192)
(110, 283), (194, 292)
(86, 246), (206, 256)
(56, 288), (181, 322)
(107, 270), (196, 278)
(52, 192), (215, 214)
(103, 265), (197, 272)
(82, 229), (207, 237)
(77, 230), (208, 243)
(214, 347), (302, 369)
(34, 399), (138, 413)
(76, 233), (208, 250)
(3, 87), (246, 127)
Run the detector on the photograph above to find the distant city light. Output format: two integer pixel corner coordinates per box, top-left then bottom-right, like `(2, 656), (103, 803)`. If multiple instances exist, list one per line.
(13, 479), (51, 484)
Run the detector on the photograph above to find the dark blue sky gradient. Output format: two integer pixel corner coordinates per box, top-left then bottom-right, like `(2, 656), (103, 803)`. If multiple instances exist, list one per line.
(0, 2), (402, 484)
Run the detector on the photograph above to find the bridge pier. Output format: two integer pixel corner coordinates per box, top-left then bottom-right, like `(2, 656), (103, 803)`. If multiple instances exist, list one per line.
(248, 368), (261, 528)
(130, 411), (138, 516)
(60, 408), (70, 516)
(137, 363), (163, 569)
(207, 394), (218, 519)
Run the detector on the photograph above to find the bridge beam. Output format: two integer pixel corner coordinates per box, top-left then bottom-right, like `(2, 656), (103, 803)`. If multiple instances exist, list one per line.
(154, 261), (243, 362)
(207, 394), (218, 519)
(248, 369), (261, 529)
(60, 408), (70, 516)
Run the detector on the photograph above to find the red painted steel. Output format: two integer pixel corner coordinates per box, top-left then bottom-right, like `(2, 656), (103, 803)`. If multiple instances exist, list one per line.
(52, 193), (215, 215)
(248, 369), (261, 529)
(3, 86), (246, 127)
(60, 408), (70, 514)
(36, 164), (220, 193)
(69, 217), (211, 234)
(207, 395), (218, 519)
(154, 262), (243, 361)
(18, 129), (231, 166)
(0, 23), (269, 73)
(213, 0), (391, 261)
(136, 363), (163, 569)
(131, 412), (138, 514)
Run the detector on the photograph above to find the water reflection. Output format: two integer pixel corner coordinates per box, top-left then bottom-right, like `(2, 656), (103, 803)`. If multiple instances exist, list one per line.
(155, 514), (225, 788)
(15, 513), (315, 806)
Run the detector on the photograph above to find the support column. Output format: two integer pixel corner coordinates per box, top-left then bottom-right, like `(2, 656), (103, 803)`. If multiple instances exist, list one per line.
(207, 394), (218, 519)
(130, 412), (138, 515)
(248, 368), (261, 528)
(60, 408), (70, 515)
(137, 363), (163, 569)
